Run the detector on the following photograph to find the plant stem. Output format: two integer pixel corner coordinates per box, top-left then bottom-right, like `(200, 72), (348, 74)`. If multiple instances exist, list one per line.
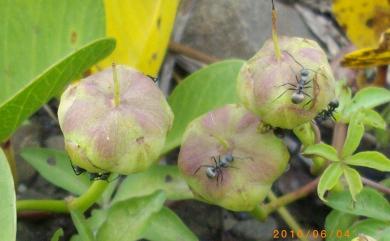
(17, 200), (68, 213)
(261, 177), (320, 215)
(67, 180), (108, 212)
(362, 177), (390, 195)
(169, 41), (220, 64)
(271, 0), (281, 60)
(268, 192), (309, 241)
(17, 180), (108, 214)
(1, 140), (18, 186)
(112, 63), (120, 106)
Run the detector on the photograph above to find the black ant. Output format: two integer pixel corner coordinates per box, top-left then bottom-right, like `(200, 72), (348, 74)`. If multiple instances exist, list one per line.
(316, 100), (339, 121)
(193, 154), (237, 185)
(273, 51), (325, 106)
(69, 159), (112, 182)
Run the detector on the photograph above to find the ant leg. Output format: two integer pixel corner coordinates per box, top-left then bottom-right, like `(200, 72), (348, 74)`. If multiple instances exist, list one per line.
(275, 83), (297, 88)
(302, 91), (312, 99)
(193, 165), (215, 175)
(69, 159), (86, 175)
(303, 99), (312, 107)
(303, 79), (312, 86)
(220, 170), (224, 184)
(272, 88), (296, 102)
(283, 50), (304, 69)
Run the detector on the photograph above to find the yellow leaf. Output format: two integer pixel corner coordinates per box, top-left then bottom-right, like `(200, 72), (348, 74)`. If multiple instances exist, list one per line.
(332, 0), (390, 48)
(99, 0), (180, 76)
(342, 28), (390, 67)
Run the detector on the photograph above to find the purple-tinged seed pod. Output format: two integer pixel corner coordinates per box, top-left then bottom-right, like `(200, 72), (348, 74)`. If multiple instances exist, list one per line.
(178, 104), (289, 211)
(237, 37), (336, 129)
(58, 65), (173, 175)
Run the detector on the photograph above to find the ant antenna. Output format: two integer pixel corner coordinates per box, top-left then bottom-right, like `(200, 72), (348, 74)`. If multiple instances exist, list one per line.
(283, 50), (304, 69)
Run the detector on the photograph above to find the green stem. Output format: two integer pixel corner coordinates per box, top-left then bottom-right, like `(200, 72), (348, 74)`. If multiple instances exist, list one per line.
(17, 200), (68, 213)
(268, 192), (309, 241)
(17, 180), (108, 214)
(271, 0), (281, 60)
(112, 63), (120, 106)
(262, 177), (320, 215)
(67, 180), (108, 212)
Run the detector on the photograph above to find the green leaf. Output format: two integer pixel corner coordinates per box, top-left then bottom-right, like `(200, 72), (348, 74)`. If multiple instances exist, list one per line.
(0, 38), (115, 142)
(163, 60), (244, 153)
(344, 87), (390, 118)
(325, 210), (357, 241)
(335, 80), (352, 117)
(50, 228), (64, 241)
(86, 209), (108, 234)
(112, 165), (192, 204)
(303, 143), (340, 162)
(345, 151), (390, 172)
(318, 163), (343, 202)
(97, 191), (166, 241)
(327, 188), (390, 221)
(349, 219), (390, 241)
(70, 210), (94, 241)
(0, 0), (105, 102)
(140, 207), (198, 241)
(341, 111), (364, 158)
(343, 166), (363, 201)
(361, 109), (387, 130)
(293, 122), (315, 146)
(20, 148), (90, 195)
(0, 150), (16, 241)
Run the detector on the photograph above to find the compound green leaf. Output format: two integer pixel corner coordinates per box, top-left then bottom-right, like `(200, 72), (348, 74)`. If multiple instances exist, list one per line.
(341, 111), (364, 158)
(343, 166), (363, 202)
(343, 87), (390, 118)
(318, 163), (343, 202)
(0, 150), (16, 241)
(361, 109), (386, 129)
(163, 60), (244, 153)
(0, 38), (115, 142)
(97, 191), (166, 241)
(140, 207), (198, 241)
(21, 148), (90, 195)
(325, 210), (357, 241)
(303, 143), (340, 162)
(112, 165), (192, 204)
(327, 188), (390, 221)
(345, 151), (390, 172)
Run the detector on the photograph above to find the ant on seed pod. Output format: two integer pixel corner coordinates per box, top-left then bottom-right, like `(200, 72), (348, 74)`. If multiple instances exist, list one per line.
(273, 50), (326, 107)
(316, 99), (339, 121)
(69, 159), (113, 182)
(193, 153), (253, 186)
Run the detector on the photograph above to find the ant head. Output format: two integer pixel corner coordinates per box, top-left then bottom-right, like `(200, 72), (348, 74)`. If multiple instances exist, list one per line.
(329, 99), (339, 108)
(222, 153), (234, 163)
(300, 69), (310, 77)
(206, 167), (217, 178)
(291, 92), (305, 104)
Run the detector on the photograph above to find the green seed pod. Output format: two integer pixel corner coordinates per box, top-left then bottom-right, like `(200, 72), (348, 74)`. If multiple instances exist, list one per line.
(58, 65), (173, 175)
(237, 37), (336, 129)
(178, 104), (289, 211)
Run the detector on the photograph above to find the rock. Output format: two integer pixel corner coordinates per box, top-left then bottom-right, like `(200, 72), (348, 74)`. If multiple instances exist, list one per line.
(11, 123), (41, 183)
(231, 217), (277, 241)
(181, 0), (314, 60)
(44, 135), (65, 150)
